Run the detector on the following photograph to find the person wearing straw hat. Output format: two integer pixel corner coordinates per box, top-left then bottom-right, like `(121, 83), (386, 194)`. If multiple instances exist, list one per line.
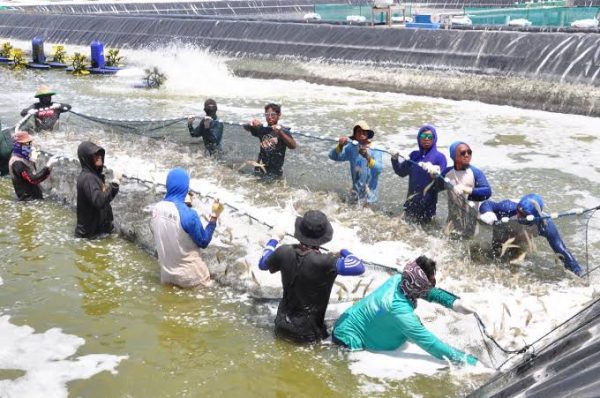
(329, 121), (383, 205)
(257, 210), (366, 343)
(20, 85), (71, 132)
(435, 141), (492, 238)
(391, 124), (447, 223)
(187, 98), (224, 156)
(9, 130), (58, 201)
(479, 194), (583, 276)
(151, 168), (225, 288)
(332, 255), (479, 366)
(243, 103), (297, 177)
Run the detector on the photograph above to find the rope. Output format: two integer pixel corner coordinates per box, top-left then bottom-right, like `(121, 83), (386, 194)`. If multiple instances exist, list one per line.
(496, 296), (600, 369)
(38, 148), (400, 276)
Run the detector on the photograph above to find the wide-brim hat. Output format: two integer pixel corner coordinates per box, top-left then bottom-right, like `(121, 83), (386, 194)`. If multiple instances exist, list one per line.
(13, 130), (33, 144)
(34, 84), (56, 98)
(294, 210), (333, 247)
(351, 120), (374, 140)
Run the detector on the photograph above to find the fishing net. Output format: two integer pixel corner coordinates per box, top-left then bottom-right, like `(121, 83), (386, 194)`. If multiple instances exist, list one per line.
(17, 110), (600, 279)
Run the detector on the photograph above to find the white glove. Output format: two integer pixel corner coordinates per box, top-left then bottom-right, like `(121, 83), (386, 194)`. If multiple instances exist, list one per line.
(46, 155), (60, 169)
(30, 148), (40, 162)
(27, 108), (38, 116)
(51, 103), (62, 110)
(420, 161), (441, 176)
(453, 184), (473, 195)
(271, 224), (287, 241)
(111, 168), (123, 185)
(453, 299), (477, 315)
(479, 211), (498, 225)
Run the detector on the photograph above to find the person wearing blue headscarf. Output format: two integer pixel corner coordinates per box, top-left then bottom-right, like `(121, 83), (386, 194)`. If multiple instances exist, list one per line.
(435, 141), (492, 238)
(479, 194), (583, 276)
(150, 168), (225, 287)
(391, 124), (447, 223)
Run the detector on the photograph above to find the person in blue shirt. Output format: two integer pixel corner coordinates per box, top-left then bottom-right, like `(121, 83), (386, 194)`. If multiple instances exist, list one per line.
(332, 255), (479, 365)
(436, 141), (492, 238)
(391, 124), (447, 223)
(258, 210), (365, 343)
(479, 193), (583, 276)
(187, 98), (224, 156)
(329, 121), (383, 205)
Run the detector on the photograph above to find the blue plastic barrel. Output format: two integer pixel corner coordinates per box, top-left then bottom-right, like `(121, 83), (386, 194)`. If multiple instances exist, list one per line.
(90, 40), (105, 69)
(32, 37), (45, 64)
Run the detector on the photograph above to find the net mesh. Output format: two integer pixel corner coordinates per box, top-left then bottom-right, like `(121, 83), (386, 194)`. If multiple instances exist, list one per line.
(11, 111), (600, 279)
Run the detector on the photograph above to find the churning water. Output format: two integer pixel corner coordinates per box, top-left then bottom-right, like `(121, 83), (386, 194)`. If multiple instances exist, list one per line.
(0, 41), (599, 397)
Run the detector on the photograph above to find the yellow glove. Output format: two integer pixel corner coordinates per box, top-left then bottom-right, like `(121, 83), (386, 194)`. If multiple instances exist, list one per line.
(211, 199), (224, 218)
(184, 191), (194, 207)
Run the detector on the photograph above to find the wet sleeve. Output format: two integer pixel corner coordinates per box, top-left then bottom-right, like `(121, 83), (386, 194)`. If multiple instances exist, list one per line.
(58, 103), (71, 113)
(393, 311), (473, 364)
(265, 246), (287, 274)
(479, 200), (517, 218)
(82, 178), (116, 210)
(335, 249), (365, 276)
(258, 238), (279, 270)
(329, 144), (350, 161)
(20, 106), (33, 117)
(539, 220), (582, 276)
(368, 149), (383, 174)
(391, 157), (411, 177)
(189, 123), (204, 138)
(469, 167), (492, 201)
(214, 121), (224, 145)
(12, 161), (50, 185)
(179, 205), (216, 249)
(424, 288), (458, 309)
(243, 124), (261, 137)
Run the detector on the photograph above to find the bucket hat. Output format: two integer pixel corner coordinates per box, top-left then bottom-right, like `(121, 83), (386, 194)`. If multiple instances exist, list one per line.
(294, 210), (333, 247)
(351, 120), (374, 140)
(34, 84), (56, 98)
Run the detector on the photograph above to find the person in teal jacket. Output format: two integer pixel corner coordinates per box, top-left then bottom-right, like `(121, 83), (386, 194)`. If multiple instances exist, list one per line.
(332, 256), (479, 365)
(328, 120), (383, 205)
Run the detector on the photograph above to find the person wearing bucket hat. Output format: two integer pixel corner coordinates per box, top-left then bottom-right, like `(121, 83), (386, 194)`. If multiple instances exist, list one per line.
(434, 141), (492, 238)
(332, 256), (480, 366)
(391, 124), (447, 223)
(478, 194), (582, 276)
(8, 131), (58, 201)
(20, 85), (71, 132)
(187, 98), (224, 156)
(329, 120), (383, 205)
(257, 210), (366, 343)
(243, 103), (297, 177)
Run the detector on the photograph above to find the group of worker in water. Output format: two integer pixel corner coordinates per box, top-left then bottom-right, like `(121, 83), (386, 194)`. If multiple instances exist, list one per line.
(2, 87), (584, 368)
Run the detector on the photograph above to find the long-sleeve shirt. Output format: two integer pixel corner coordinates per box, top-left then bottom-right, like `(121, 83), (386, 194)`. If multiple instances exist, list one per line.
(8, 155), (50, 201)
(188, 117), (224, 155)
(479, 199), (582, 276)
(332, 274), (476, 365)
(329, 143), (383, 204)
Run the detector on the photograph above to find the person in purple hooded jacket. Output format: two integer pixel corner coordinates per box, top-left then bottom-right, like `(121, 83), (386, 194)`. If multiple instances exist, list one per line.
(391, 124), (447, 223)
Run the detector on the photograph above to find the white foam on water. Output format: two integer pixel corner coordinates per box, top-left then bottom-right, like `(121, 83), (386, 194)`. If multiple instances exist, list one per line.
(0, 316), (127, 398)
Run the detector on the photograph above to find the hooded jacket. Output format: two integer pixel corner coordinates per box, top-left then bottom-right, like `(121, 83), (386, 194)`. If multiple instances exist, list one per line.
(75, 141), (119, 239)
(332, 273), (476, 365)
(391, 125), (447, 221)
(479, 194), (582, 276)
(329, 142), (383, 204)
(9, 143), (50, 201)
(150, 168), (216, 288)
